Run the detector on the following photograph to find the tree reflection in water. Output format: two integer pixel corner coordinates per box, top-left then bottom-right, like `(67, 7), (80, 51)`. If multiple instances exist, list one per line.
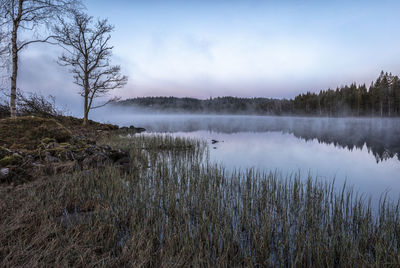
(128, 116), (400, 163)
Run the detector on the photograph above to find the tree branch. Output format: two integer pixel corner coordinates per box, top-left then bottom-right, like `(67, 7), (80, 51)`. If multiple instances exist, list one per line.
(17, 35), (57, 51)
(91, 96), (121, 109)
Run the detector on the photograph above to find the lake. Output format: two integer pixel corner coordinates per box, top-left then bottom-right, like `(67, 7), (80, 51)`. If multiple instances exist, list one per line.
(92, 112), (400, 203)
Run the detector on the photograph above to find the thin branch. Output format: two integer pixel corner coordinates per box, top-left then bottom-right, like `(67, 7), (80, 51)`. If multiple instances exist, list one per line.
(91, 96), (121, 109)
(17, 35), (57, 51)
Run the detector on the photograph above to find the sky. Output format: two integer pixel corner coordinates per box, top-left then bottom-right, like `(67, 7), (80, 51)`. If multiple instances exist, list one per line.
(10, 0), (400, 113)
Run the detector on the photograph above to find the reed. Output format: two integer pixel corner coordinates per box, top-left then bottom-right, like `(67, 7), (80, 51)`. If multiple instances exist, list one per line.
(1, 134), (399, 267)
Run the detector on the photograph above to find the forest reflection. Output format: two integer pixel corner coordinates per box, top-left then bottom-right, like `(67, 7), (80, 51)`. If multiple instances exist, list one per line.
(127, 115), (400, 163)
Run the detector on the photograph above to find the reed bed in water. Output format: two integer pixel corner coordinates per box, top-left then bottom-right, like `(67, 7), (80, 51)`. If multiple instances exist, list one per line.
(1, 134), (399, 267)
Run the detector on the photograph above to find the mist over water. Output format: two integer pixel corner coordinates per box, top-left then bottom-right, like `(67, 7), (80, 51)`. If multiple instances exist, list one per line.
(91, 107), (400, 202)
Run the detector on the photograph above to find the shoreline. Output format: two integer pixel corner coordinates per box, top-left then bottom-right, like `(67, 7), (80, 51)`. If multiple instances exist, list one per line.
(1, 115), (399, 266)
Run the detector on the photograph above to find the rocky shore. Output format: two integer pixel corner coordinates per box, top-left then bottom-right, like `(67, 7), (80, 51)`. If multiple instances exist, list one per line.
(0, 116), (144, 184)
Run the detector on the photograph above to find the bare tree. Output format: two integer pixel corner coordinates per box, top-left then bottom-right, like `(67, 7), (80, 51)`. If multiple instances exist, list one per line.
(0, 0), (81, 118)
(54, 11), (127, 126)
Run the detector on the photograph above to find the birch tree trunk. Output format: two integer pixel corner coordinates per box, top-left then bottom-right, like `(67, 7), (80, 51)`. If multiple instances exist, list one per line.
(10, 22), (19, 118)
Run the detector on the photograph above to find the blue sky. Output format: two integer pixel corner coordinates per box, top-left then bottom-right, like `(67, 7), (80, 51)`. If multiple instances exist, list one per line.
(16, 0), (400, 110)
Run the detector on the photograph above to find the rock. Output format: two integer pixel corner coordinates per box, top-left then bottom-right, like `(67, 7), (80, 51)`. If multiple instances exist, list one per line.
(44, 152), (59, 163)
(0, 116), (136, 185)
(115, 157), (130, 165)
(101, 145), (112, 151)
(120, 126), (146, 133)
(25, 155), (35, 163)
(82, 152), (111, 169)
(45, 142), (59, 149)
(114, 154), (131, 173)
(108, 149), (129, 162)
(32, 162), (45, 169)
(94, 153), (112, 165)
(0, 168), (10, 179)
(73, 152), (87, 162)
(12, 152), (22, 158)
(85, 145), (97, 155)
(135, 127), (146, 133)
(45, 156), (60, 163)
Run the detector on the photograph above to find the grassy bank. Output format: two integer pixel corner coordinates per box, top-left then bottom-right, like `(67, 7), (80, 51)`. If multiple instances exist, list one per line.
(1, 134), (399, 267)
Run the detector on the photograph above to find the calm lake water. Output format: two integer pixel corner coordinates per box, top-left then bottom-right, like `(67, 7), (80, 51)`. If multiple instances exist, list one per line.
(92, 113), (400, 202)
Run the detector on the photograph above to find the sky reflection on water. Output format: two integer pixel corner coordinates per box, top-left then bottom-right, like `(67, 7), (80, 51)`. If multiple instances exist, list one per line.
(165, 130), (400, 203)
(91, 112), (400, 202)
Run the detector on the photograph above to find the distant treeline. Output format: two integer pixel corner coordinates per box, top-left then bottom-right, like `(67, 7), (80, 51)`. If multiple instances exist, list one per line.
(118, 71), (400, 116)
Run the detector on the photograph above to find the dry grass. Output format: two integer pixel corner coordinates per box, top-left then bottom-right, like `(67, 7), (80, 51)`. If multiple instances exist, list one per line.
(1, 134), (399, 267)
(0, 116), (72, 150)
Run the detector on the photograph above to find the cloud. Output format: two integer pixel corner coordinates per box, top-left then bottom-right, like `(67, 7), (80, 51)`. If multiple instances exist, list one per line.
(10, 0), (400, 111)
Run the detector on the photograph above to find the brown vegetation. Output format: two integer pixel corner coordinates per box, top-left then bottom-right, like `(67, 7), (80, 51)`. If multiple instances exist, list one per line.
(1, 133), (399, 267)
(0, 117), (72, 150)
(0, 116), (133, 185)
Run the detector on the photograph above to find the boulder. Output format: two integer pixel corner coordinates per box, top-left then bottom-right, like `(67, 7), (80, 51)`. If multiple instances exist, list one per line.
(115, 157), (130, 165)
(107, 149), (129, 162)
(82, 152), (111, 170)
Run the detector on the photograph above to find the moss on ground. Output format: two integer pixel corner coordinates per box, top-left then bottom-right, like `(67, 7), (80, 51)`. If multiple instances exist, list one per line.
(0, 115), (128, 182)
(0, 154), (23, 166)
(41, 138), (56, 144)
(56, 116), (119, 131)
(0, 146), (11, 159)
(0, 116), (72, 150)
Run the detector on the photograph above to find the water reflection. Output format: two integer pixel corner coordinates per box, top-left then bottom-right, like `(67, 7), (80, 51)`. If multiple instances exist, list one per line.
(91, 113), (400, 201)
(166, 130), (400, 203)
(102, 115), (400, 162)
